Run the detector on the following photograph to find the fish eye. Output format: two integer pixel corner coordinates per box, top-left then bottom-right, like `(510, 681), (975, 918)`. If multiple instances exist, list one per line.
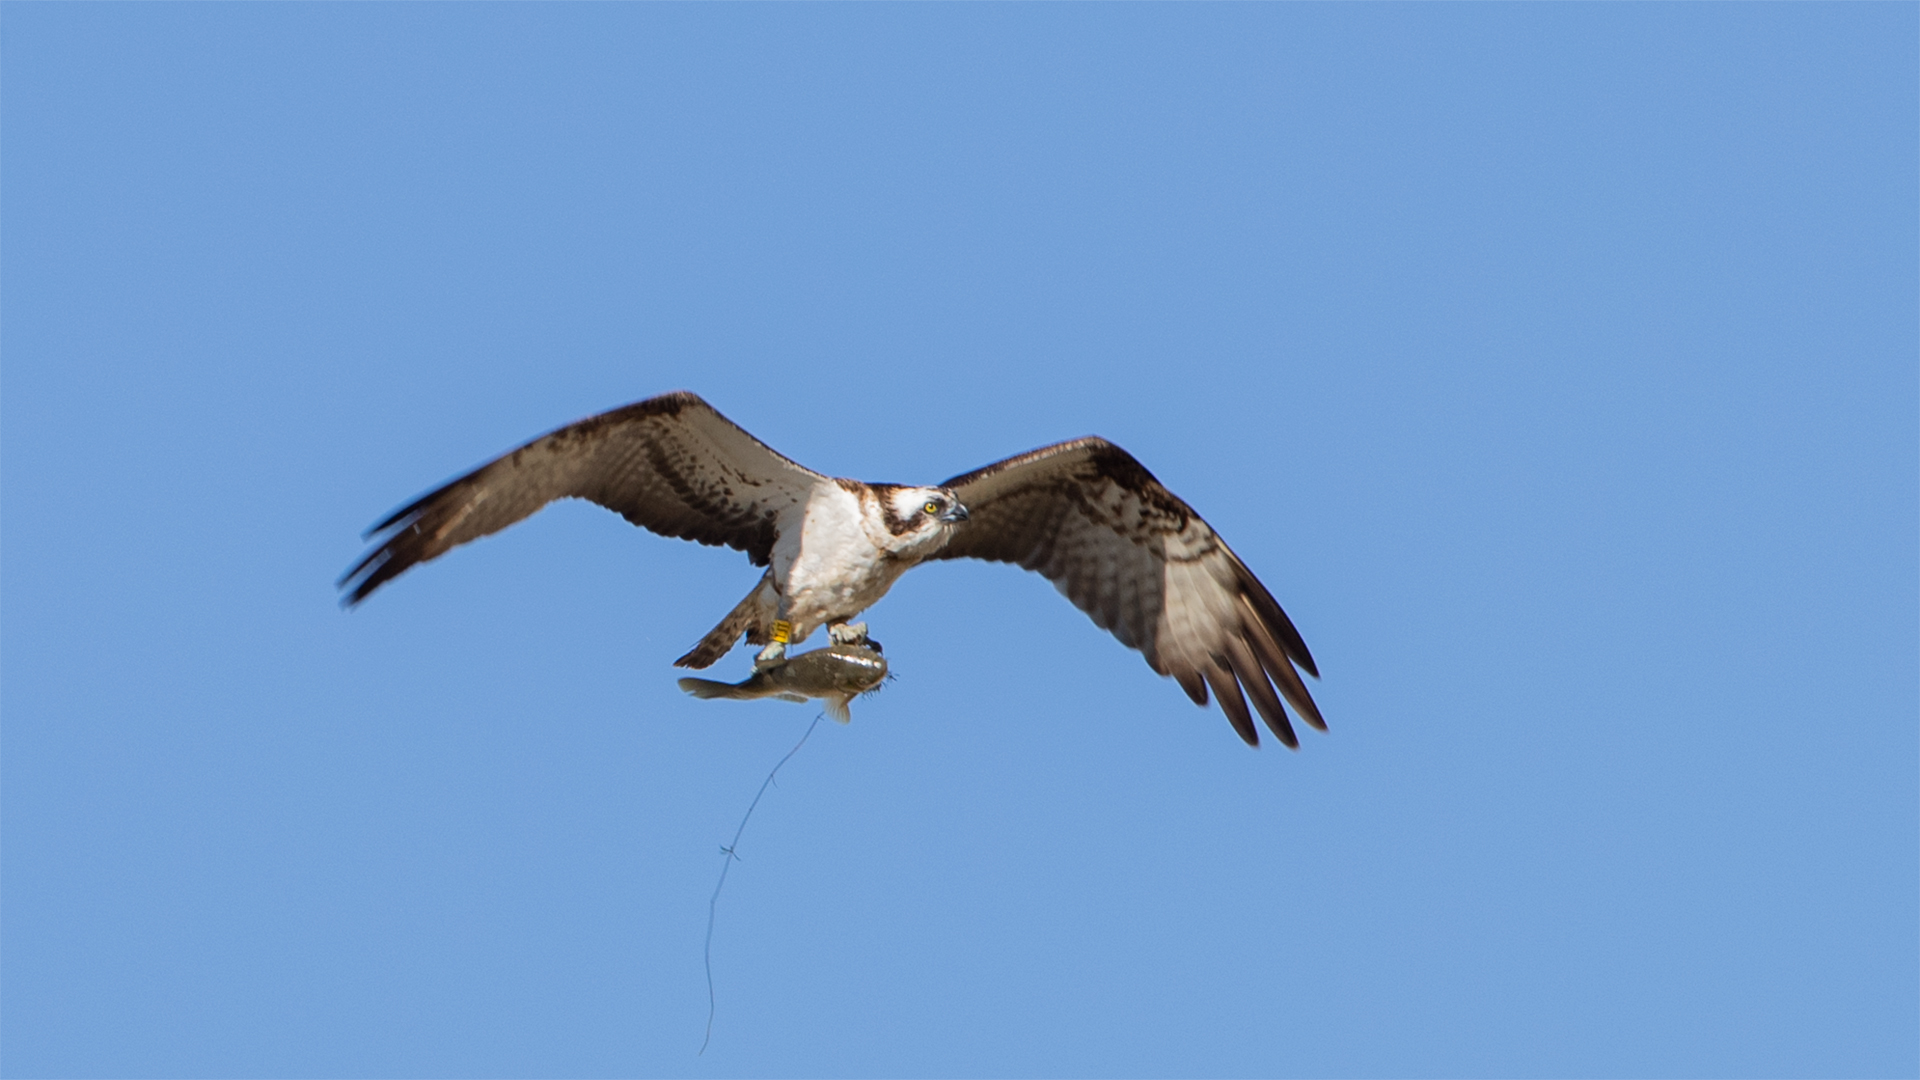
(924, 500), (940, 515)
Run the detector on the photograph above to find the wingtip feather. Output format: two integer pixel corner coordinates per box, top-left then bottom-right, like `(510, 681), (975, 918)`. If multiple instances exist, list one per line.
(1226, 640), (1299, 749)
(1175, 669), (1209, 707)
(1203, 663), (1260, 748)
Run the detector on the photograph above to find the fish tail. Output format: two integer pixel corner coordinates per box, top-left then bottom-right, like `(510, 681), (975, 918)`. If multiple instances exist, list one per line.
(678, 677), (749, 700)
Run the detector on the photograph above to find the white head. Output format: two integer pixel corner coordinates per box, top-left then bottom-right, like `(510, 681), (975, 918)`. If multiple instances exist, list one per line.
(873, 485), (970, 556)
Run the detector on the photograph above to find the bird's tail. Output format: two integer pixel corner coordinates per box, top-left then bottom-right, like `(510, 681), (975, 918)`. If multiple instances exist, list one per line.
(675, 573), (777, 669)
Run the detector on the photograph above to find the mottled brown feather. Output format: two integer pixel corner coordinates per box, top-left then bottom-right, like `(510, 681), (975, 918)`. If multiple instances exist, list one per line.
(937, 437), (1322, 747)
(339, 392), (821, 606)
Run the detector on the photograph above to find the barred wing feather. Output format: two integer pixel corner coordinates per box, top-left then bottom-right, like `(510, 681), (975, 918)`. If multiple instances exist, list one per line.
(339, 392), (821, 606)
(936, 438), (1323, 747)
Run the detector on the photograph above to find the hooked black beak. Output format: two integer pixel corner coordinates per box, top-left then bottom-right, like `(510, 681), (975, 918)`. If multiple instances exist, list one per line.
(940, 502), (970, 523)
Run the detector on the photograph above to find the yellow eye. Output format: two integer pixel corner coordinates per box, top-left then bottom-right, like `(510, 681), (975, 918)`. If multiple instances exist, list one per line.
(924, 501), (940, 515)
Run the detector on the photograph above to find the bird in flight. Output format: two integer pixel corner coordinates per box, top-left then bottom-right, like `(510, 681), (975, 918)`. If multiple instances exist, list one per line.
(340, 391), (1324, 748)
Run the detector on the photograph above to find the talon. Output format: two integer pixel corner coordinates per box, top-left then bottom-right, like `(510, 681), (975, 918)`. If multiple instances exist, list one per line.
(753, 640), (788, 672)
(829, 622), (870, 646)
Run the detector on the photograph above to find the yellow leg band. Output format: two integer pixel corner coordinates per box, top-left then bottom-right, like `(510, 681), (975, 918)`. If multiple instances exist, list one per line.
(770, 620), (792, 645)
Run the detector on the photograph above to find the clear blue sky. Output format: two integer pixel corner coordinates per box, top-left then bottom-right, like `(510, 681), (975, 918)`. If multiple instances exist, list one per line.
(3, 6), (1914, 1078)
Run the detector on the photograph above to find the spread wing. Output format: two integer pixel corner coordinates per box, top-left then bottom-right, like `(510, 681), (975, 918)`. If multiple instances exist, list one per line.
(339, 391), (823, 606)
(934, 438), (1323, 748)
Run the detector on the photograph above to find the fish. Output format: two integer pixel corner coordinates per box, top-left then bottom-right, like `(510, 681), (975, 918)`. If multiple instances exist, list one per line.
(677, 643), (889, 723)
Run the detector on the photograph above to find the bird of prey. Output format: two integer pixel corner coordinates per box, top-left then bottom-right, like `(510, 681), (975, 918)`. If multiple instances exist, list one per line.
(340, 391), (1324, 748)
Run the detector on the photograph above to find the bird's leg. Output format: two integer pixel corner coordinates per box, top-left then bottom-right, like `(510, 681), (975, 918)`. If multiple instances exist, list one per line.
(754, 608), (794, 673)
(828, 621), (882, 654)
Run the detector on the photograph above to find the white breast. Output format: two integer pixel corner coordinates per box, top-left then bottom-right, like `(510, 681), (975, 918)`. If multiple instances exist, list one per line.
(771, 483), (907, 642)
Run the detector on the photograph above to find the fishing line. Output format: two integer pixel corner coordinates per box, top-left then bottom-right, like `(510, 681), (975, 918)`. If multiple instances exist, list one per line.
(701, 712), (824, 1055)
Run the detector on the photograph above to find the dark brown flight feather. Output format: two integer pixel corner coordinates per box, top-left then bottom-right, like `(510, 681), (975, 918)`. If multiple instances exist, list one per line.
(338, 391), (821, 607)
(339, 396), (1323, 751)
(935, 437), (1322, 748)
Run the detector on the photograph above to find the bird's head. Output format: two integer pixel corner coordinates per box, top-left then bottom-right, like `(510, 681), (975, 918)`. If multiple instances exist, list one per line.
(878, 485), (970, 554)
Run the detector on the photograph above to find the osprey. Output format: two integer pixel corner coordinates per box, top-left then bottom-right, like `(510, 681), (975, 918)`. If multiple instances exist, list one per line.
(340, 391), (1324, 748)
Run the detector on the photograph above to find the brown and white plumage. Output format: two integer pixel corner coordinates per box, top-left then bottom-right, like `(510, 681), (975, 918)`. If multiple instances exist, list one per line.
(935, 439), (1323, 748)
(341, 391), (1323, 748)
(340, 392), (821, 605)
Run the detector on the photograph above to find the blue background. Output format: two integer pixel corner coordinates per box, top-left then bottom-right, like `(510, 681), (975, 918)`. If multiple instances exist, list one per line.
(4, 6), (1914, 1077)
